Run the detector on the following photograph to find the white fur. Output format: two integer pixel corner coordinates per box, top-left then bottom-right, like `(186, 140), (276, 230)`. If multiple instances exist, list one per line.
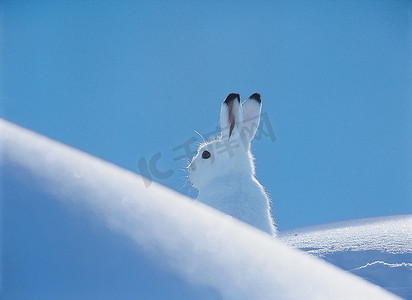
(188, 93), (276, 235)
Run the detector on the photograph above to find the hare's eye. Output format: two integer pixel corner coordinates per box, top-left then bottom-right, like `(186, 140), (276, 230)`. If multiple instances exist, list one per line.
(202, 150), (211, 159)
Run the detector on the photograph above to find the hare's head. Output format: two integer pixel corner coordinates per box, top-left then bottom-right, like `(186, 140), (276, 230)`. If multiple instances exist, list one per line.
(188, 93), (262, 190)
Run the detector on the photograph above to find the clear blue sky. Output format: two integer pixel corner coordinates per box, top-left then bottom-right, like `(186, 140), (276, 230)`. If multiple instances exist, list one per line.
(2, 0), (411, 230)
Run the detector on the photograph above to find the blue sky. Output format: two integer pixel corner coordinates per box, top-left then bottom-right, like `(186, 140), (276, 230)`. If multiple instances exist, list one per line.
(2, 0), (411, 230)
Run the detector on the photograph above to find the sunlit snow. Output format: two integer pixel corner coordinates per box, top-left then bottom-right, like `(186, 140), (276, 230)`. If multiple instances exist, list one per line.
(280, 215), (412, 298)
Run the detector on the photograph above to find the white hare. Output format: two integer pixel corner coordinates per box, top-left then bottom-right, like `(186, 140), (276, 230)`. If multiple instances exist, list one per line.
(188, 93), (276, 235)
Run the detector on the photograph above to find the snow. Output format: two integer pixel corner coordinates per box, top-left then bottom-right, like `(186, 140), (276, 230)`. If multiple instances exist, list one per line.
(280, 215), (411, 254)
(0, 118), (404, 299)
(280, 216), (412, 299)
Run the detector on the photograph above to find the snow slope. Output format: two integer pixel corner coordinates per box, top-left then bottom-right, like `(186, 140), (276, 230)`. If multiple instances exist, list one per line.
(0, 118), (402, 299)
(280, 216), (412, 299)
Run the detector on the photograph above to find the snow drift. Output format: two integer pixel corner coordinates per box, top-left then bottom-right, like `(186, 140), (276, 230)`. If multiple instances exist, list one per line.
(0, 118), (400, 299)
(280, 216), (412, 299)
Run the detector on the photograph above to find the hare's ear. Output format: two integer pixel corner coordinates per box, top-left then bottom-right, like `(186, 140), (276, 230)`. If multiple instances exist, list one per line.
(220, 93), (242, 139)
(242, 93), (262, 143)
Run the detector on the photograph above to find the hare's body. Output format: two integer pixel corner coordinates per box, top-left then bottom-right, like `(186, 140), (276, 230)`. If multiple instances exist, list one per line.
(188, 93), (276, 235)
(197, 175), (275, 234)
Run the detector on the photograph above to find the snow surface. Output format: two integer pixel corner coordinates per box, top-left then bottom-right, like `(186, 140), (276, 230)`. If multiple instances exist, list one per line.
(280, 216), (412, 299)
(280, 215), (411, 255)
(0, 118), (403, 299)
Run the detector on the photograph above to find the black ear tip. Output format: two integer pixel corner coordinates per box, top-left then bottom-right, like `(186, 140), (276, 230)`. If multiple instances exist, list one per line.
(224, 93), (240, 105)
(249, 93), (261, 103)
